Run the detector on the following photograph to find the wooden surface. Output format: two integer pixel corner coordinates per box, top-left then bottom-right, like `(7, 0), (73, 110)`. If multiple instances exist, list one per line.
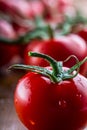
(0, 72), (27, 130)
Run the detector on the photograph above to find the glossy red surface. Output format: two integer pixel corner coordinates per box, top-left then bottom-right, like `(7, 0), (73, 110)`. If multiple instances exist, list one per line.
(14, 69), (87, 130)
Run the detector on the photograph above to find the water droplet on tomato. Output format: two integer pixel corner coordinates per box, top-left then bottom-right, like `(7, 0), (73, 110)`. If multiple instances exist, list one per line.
(76, 93), (82, 98)
(58, 99), (67, 108)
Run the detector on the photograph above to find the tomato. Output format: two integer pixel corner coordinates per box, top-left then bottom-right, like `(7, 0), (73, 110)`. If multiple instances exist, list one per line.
(0, 19), (19, 67)
(24, 34), (87, 75)
(0, 0), (32, 18)
(13, 52), (87, 130)
(29, 1), (45, 18)
(57, 0), (74, 13)
(42, 0), (75, 21)
(77, 28), (87, 43)
(0, 0), (45, 19)
(0, 19), (16, 39)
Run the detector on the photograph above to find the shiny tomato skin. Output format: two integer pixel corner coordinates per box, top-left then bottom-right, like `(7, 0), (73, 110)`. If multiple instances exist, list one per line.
(14, 68), (87, 130)
(0, 0), (45, 19)
(0, 19), (17, 39)
(77, 29), (87, 42)
(24, 35), (87, 75)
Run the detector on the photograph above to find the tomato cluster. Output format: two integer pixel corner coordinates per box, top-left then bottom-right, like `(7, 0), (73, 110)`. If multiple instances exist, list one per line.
(1, 0), (87, 130)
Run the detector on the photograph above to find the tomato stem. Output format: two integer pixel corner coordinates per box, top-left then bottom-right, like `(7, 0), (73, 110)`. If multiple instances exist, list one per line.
(29, 52), (87, 81)
(0, 17), (54, 45)
(0, 27), (50, 45)
(9, 52), (87, 83)
(29, 51), (62, 77)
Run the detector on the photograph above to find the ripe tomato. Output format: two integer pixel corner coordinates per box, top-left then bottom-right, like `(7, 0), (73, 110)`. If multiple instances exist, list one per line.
(0, 19), (16, 39)
(14, 67), (87, 130)
(0, 19), (19, 67)
(42, 0), (75, 21)
(77, 28), (87, 43)
(0, 0), (45, 19)
(0, 0), (32, 18)
(24, 34), (87, 75)
(12, 52), (87, 130)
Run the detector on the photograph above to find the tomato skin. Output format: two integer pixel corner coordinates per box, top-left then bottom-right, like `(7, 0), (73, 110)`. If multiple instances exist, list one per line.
(0, 19), (16, 39)
(0, 19), (19, 67)
(77, 29), (87, 42)
(14, 68), (87, 130)
(0, 0), (45, 19)
(0, 0), (31, 18)
(24, 35), (87, 75)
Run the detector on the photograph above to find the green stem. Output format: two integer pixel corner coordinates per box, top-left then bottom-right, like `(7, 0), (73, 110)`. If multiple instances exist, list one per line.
(29, 52), (63, 77)
(68, 57), (87, 74)
(28, 52), (87, 80)
(0, 27), (50, 45)
(34, 16), (54, 39)
(57, 13), (87, 36)
(8, 64), (58, 83)
(46, 25), (54, 39)
(1, 29), (39, 45)
(9, 52), (87, 83)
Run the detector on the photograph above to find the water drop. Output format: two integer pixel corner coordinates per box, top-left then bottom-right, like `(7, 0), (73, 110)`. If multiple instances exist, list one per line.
(58, 99), (67, 108)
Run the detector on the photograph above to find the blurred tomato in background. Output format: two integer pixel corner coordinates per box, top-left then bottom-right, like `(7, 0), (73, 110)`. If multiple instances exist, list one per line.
(0, 0), (87, 75)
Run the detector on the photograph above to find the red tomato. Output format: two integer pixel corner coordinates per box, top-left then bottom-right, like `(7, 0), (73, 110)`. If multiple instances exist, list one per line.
(14, 67), (87, 130)
(12, 22), (30, 37)
(29, 1), (45, 18)
(42, 0), (75, 20)
(0, 19), (18, 67)
(0, 0), (32, 18)
(0, 19), (16, 39)
(24, 34), (87, 75)
(57, 0), (74, 13)
(77, 28), (87, 43)
(0, 0), (45, 19)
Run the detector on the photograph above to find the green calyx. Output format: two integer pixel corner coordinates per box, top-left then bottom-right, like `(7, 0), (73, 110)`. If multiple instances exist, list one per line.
(9, 52), (87, 83)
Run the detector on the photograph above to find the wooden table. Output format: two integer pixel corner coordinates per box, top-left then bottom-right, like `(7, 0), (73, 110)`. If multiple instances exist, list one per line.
(0, 72), (27, 130)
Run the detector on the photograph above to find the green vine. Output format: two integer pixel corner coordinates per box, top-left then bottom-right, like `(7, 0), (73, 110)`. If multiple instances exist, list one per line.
(9, 52), (87, 83)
